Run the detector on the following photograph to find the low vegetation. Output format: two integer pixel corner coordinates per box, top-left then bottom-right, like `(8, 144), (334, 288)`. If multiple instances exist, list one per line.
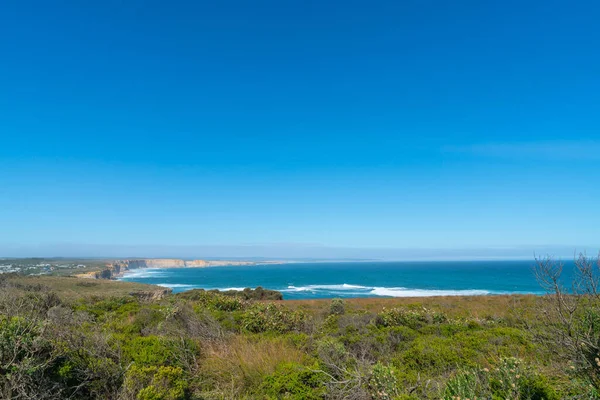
(1, 254), (599, 399)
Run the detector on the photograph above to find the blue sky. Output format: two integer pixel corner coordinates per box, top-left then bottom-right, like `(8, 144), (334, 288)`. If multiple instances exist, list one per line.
(1, 0), (599, 259)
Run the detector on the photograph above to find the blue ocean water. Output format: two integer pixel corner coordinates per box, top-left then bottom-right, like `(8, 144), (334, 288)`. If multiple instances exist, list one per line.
(118, 260), (574, 299)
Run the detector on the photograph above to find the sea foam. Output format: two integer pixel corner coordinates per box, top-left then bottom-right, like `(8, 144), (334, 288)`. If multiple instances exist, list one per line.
(370, 287), (490, 297)
(154, 283), (198, 289)
(282, 283), (493, 297)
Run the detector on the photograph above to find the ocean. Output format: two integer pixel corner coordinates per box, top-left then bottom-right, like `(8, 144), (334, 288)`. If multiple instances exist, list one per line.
(117, 260), (574, 299)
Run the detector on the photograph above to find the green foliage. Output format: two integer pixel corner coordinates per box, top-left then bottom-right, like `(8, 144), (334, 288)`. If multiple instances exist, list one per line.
(228, 286), (284, 300)
(0, 274), (592, 399)
(443, 358), (558, 400)
(259, 362), (326, 399)
(123, 365), (188, 400)
(398, 335), (462, 374)
(178, 286), (283, 303)
(242, 303), (306, 333)
(368, 362), (400, 400)
(377, 306), (447, 329)
(187, 290), (246, 311)
(384, 325), (418, 351)
(123, 336), (179, 366)
(329, 298), (346, 315)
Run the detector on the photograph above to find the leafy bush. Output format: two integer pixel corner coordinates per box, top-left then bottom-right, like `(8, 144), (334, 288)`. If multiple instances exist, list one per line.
(443, 358), (558, 400)
(398, 335), (462, 374)
(224, 286), (283, 301)
(0, 316), (58, 399)
(377, 307), (447, 329)
(259, 362), (326, 399)
(242, 303), (306, 333)
(368, 362), (400, 400)
(123, 336), (182, 367)
(329, 298), (346, 315)
(122, 365), (188, 400)
(178, 287), (283, 305)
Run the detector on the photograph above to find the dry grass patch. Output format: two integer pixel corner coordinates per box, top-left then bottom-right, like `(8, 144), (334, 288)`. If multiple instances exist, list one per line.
(200, 335), (307, 396)
(2, 275), (169, 301)
(286, 294), (539, 319)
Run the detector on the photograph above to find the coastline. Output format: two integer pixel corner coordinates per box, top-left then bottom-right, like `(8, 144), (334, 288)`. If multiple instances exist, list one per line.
(114, 259), (547, 299)
(83, 258), (288, 280)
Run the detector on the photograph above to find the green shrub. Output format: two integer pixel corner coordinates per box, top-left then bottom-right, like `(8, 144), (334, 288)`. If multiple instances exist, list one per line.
(315, 338), (347, 372)
(179, 290), (247, 311)
(242, 303), (306, 333)
(0, 316), (58, 397)
(226, 286), (284, 301)
(259, 362), (326, 399)
(398, 335), (462, 374)
(385, 325), (418, 350)
(123, 336), (179, 366)
(122, 365), (188, 400)
(377, 307), (447, 329)
(329, 298), (346, 315)
(368, 362), (400, 400)
(442, 358), (558, 400)
(443, 369), (489, 399)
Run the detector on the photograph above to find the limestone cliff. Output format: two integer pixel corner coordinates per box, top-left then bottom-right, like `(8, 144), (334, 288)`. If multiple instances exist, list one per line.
(104, 258), (261, 278)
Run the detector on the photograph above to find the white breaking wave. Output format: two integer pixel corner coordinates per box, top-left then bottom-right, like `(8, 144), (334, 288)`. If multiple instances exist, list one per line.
(281, 283), (494, 297)
(285, 285), (312, 292)
(155, 283), (198, 289)
(370, 287), (490, 297)
(283, 283), (369, 292)
(119, 268), (168, 279)
(215, 287), (247, 291)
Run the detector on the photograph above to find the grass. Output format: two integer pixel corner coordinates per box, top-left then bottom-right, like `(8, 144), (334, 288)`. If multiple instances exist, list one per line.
(0, 273), (592, 399)
(2, 275), (169, 300)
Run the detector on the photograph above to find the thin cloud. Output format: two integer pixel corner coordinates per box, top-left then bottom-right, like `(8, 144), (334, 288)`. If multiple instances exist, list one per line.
(443, 140), (600, 160)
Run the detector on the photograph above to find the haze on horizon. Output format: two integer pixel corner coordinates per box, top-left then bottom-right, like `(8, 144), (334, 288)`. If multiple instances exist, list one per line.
(1, 1), (599, 260)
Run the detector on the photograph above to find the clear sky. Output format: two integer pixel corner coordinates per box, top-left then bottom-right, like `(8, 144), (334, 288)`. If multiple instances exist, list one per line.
(1, 1), (599, 259)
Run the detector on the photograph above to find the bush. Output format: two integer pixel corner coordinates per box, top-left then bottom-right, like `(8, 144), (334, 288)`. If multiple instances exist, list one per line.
(398, 335), (461, 374)
(0, 316), (59, 399)
(122, 365), (188, 400)
(185, 291), (246, 312)
(442, 358), (558, 400)
(242, 303), (306, 333)
(329, 298), (346, 315)
(226, 286), (284, 301)
(123, 336), (180, 366)
(377, 307), (446, 329)
(178, 287), (283, 306)
(385, 326), (418, 351)
(259, 363), (326, 399)
(368, 362), (400, 400)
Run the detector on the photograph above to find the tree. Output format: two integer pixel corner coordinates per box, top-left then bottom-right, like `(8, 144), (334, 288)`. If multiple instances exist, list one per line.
(533, 252), (600, 387)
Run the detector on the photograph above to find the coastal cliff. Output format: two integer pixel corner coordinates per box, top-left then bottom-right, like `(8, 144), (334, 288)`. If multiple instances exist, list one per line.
(91, 258), (265, 279)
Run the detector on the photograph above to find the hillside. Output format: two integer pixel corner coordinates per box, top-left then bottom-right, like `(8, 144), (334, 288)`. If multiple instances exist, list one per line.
(1, 272), (597, 399)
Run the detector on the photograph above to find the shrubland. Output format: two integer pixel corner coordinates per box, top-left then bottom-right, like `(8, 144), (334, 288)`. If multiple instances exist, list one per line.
(1, 254), (599, 399)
